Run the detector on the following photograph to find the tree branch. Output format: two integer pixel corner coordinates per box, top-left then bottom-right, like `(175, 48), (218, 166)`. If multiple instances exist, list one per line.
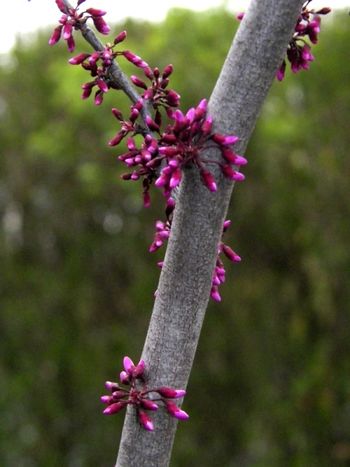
(115, 0), (304, 466)
(62, 0), (150, 119)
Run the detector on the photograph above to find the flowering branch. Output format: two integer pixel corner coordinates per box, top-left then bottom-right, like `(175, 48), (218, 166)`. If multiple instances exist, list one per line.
(116, 0), (306, 465)
(38, 0), (330, 465)
(59, 0), (149, 114)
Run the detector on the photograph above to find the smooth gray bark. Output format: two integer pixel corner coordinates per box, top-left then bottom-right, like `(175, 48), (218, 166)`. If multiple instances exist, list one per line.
(116, 1), (304, 466)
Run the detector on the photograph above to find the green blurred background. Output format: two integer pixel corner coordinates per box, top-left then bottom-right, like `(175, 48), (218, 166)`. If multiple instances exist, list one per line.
(1, 8), (349, 466)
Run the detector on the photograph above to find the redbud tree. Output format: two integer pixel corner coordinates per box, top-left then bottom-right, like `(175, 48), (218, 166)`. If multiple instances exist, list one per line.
(35, 0), (331, 465)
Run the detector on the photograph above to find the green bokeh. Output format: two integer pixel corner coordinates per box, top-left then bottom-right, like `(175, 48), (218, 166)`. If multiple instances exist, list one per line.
(0, 8), (349, 467)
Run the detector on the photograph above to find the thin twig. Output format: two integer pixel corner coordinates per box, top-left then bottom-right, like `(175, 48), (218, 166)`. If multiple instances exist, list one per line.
(62, 0), (151, 123)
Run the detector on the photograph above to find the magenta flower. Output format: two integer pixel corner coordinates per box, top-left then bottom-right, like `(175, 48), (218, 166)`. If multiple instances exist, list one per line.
(276, 2), (331, 80)
(49, 0), (111, 52)
(210, 219), (241, 302)
(68, 32), (130, 104)
(131, 65), (181, 127)
(148, 98), (243, 198)
(165, 401), (190, 420)
(101, 356), (188, 431)
(149, 220), (171, 252)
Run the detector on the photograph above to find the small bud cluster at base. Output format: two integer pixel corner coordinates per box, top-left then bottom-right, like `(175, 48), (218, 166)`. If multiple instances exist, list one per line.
(101, 356), (189, 430)
(276, 1), (331, 80)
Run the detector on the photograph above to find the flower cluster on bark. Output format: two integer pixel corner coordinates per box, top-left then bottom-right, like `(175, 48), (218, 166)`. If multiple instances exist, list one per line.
(276, 1), (331, 80)
(237, 1), (331, 81)
(101, 357), (188, 431)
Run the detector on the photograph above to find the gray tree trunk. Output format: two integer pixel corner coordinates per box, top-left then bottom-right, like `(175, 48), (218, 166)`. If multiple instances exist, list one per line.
(116, 1), (305, 466)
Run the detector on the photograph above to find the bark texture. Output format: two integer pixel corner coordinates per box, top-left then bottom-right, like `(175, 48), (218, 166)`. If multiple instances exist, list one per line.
(116, 1), (304, 466)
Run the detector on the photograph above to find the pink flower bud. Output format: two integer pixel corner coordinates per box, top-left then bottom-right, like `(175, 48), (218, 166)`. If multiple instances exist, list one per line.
(93, 16), (110, 35)
(146, 116), (160, 132)
(221, 164), (245, 181)
(157, 387), (186, 399)
(212, 133), (239, 146)
(162, 64), (173, 78)
(154, 174), (168, 188)
(112, 108), (123, 120)
(55, 0), (67, 13)
(119, 371), (130, 384)
(173, 109), (186, 127)
(123, 51), (148, 69)
(114, 30), (127, 44)
(161, 134), (177, 144)
(100, 395), (112, 404)
(88, 51), (99, 65)
(123, 356), (135, 374)
(186, 107), (196, 123)
(210, 286), (221, 302)
(66, 35), (75, 53)
(138, 410), (154, 431)
(141, 399), (159, 411)
(201, 170), (217, 192)
(68, 53), (90, 65)
(158, 146), (180, 157)
(144, 67), (154, 80)
(222, 244), (241, 263)
(49, 25), (63, 46)
(86, 8), (107, 17)
(223, 220), (231, 231)
(94, 91), (103, 106)
(105, 381), (119, 391)
(103, 402), (126, 415)
(276, 61), (286, 81)
(129, 108), (139, 122)
(165, 401), (189, 420)
(131, 75), (147, 90)
(301, 45), (314, 62)
(169, 168), (182, 189)
(166, 90), (180, 107)
(212, 275), (221, 286)
(133, 359), (146, 378)
(112, 390), (128, 400)
(236, 12), (245, 21)
(81, 82), (93, 99)
(201, 116), (213, 135)
(62, 22), (73, 40)
(96, 79), (109, 93)
(108, 132), (124, 147)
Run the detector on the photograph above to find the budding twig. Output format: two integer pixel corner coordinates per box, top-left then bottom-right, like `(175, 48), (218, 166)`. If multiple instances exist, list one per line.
(62, 0), (151, 124)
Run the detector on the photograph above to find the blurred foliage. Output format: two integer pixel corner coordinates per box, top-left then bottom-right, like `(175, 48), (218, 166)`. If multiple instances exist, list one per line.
(0, 7), (349, 467)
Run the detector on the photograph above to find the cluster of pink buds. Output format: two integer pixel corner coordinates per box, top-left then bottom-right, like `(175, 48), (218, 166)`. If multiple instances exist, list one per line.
(131, 65), (181, 122)
(150, 205), (241, 302)
(49, 0), (110, 52)
(210, 220), (241, 302)
(101, 356), (189, 431)
(153, 99), (246, 197)
(149, 198), (175, 252)
(68, 31), (149, 105)
(276, 1), (331, 80)
(112, 97), (246, 204)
